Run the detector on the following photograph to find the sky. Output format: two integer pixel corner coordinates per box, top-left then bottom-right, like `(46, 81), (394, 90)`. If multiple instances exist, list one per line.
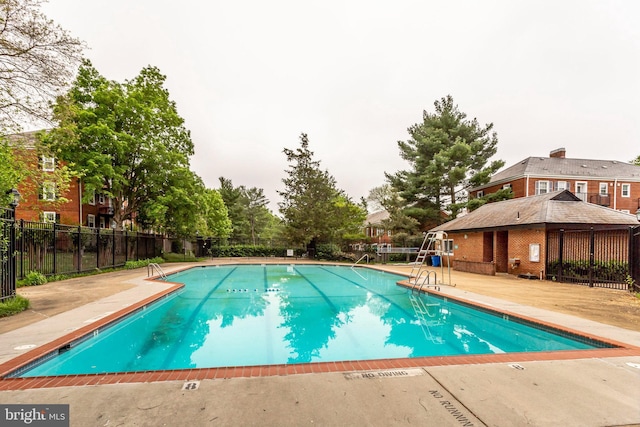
(41, 0), (640, 213)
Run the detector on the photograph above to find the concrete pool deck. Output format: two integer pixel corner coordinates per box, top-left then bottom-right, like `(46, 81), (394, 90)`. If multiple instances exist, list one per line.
(1, 260), (640, 426)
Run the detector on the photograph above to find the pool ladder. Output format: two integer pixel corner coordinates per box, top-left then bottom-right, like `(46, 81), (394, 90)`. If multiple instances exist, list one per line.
(148, 263), (167, 280)
(409, 293), (444, 344)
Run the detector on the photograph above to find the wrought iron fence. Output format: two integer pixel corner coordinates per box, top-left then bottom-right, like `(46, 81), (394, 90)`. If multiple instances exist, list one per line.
(15, 220), (163, 279)
(546, 227), (632, 290)
(0, 207), (17, 301)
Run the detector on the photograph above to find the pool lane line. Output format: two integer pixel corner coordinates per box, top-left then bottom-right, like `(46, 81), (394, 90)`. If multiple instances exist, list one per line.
(159, 267), (239, 369)
(292, 267), (339, 314)
(263, 265), (269, 292)
(317, 266), (416, 319)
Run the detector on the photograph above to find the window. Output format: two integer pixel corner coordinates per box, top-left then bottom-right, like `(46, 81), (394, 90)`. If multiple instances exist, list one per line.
(621, 184), (631, 197)
(555, 181), (568, 191)
(599, 183), (608, 195)
(43, 211), (56, 223)
(41, 182), (56, 201)
(535, 180), (550, 195)
(502, 184), (512, 190)
(87, 214), (95, 228)
(443, 239), (454, 255)
(100, 217), (106, 229)
(88, 191), (96, 205)
(98, 193), (105, 205)
(476, 190), (484, 198)
(575, 182), (588, 202)
(41, 156), (55, 172)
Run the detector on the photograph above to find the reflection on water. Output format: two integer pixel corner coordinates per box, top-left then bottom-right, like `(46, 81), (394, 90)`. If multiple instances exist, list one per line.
(21, 265), (598, 377)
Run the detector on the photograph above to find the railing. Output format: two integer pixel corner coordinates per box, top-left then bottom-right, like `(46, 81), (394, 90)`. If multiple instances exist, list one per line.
(147, 263), (167, 280)
(14, 220), (164, 279)
(351, 254), (369, 268)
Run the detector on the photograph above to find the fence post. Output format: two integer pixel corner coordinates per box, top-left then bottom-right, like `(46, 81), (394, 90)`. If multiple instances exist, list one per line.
(558, 229), (564, 281)
(19, 219), (24, 279)
(52, 222), (57, 275)
(112, 227), (116, 267)
(589, 227), (595, 288)
(77, 225), (81, 274)
(96, 227), (100, 269)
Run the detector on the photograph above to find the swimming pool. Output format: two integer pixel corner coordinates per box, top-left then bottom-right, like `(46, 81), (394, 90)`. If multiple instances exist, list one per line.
(16, 264), (609, 377)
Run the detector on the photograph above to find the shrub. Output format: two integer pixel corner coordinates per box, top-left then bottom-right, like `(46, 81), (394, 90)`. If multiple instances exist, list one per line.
(0, 295), (30, 318)
(23, 271), (47, 286)
(124, 257), (164, 269)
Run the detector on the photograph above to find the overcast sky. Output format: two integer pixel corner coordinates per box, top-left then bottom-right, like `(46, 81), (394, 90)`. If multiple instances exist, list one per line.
(41, 0), (640, 213)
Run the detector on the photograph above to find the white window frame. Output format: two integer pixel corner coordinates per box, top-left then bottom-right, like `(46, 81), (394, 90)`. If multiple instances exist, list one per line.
(99, 217), (106, 229)
(575, 182), (588, 202)
(88, 191), (96, 205)
(41, 156), (55, 172)
(621, 183), (631, 197)
(599, 183), (608, 195)
(98, 193), (105, 205)
(43, 211), (56, 223)
(502, 183), (512, 190)
(535, 180), (550, 195)
(87, 214), (96, 228)
(443, 239), (454, 255)
(476, 190), (484, 198)
(555, 181), (568, 191)
(42, 182), (56, 201)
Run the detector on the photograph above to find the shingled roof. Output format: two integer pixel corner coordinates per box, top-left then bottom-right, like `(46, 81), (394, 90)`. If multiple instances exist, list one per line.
(472, 155), (640, 191)
(432, 190), (639, 232)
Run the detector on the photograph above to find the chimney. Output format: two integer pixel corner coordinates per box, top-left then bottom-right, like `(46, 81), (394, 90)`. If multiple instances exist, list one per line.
(550, 148), (566, 158)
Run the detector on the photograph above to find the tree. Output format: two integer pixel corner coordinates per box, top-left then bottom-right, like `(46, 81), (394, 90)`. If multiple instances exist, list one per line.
(44, 60), (194, 230)
(366, 184), (419, 237)
(279, 133), (366, 247)
(0, 137), (24, 206)
(386, 95), (504, 225)
(0, 0), (84, 131)
(218, 177), (275, 245)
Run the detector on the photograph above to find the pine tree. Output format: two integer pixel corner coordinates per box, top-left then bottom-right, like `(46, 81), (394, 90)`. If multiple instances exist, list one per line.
(386, 95), (504, 225)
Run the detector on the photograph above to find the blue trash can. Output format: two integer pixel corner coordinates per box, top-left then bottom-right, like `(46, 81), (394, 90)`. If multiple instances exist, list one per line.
(431, 255), (441, 267)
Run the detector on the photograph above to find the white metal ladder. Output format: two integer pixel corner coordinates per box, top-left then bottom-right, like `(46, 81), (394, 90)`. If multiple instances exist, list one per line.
(409, 231), (453, 288)
(147, 263), (167, 280)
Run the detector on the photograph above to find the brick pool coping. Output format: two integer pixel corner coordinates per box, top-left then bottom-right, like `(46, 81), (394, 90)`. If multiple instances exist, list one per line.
(1, 268), (639, 391)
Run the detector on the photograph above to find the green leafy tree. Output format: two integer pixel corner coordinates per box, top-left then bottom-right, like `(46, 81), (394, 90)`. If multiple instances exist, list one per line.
(197, 188), (232, 238)
(0, 0), (84, 131)
(279, 133), (366, 247)
(386, 95), (504, 225)
(218, 177), (250, 242)
(218, 177), (275, 245)
(44, 60), (194, 230)
(0, 137), (25, 206)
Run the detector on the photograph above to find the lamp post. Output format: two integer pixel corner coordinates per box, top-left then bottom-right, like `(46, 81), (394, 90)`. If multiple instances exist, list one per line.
(6, 188), (20, 213)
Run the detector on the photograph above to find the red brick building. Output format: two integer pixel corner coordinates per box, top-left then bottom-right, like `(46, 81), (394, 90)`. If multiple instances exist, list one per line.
(469, 148), (640, 215)
(431, 191), (639, 279)
(7, 131), (115, 227)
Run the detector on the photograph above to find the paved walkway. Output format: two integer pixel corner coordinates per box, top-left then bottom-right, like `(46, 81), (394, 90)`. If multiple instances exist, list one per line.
(1, 260), (640, 426)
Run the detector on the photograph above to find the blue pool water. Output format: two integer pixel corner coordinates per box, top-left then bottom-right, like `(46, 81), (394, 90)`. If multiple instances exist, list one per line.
(19, 265), (605, 377)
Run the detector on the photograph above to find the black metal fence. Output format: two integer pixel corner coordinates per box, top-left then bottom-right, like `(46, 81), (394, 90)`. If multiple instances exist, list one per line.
(0, 207), (17, 301)
(14, 220), (163, 280)
(546, 227), (633, 290)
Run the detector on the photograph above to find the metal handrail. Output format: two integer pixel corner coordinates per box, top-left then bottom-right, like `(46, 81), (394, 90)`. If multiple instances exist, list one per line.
(147, 263), (167, 280)
(351, 254), (369, 268)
